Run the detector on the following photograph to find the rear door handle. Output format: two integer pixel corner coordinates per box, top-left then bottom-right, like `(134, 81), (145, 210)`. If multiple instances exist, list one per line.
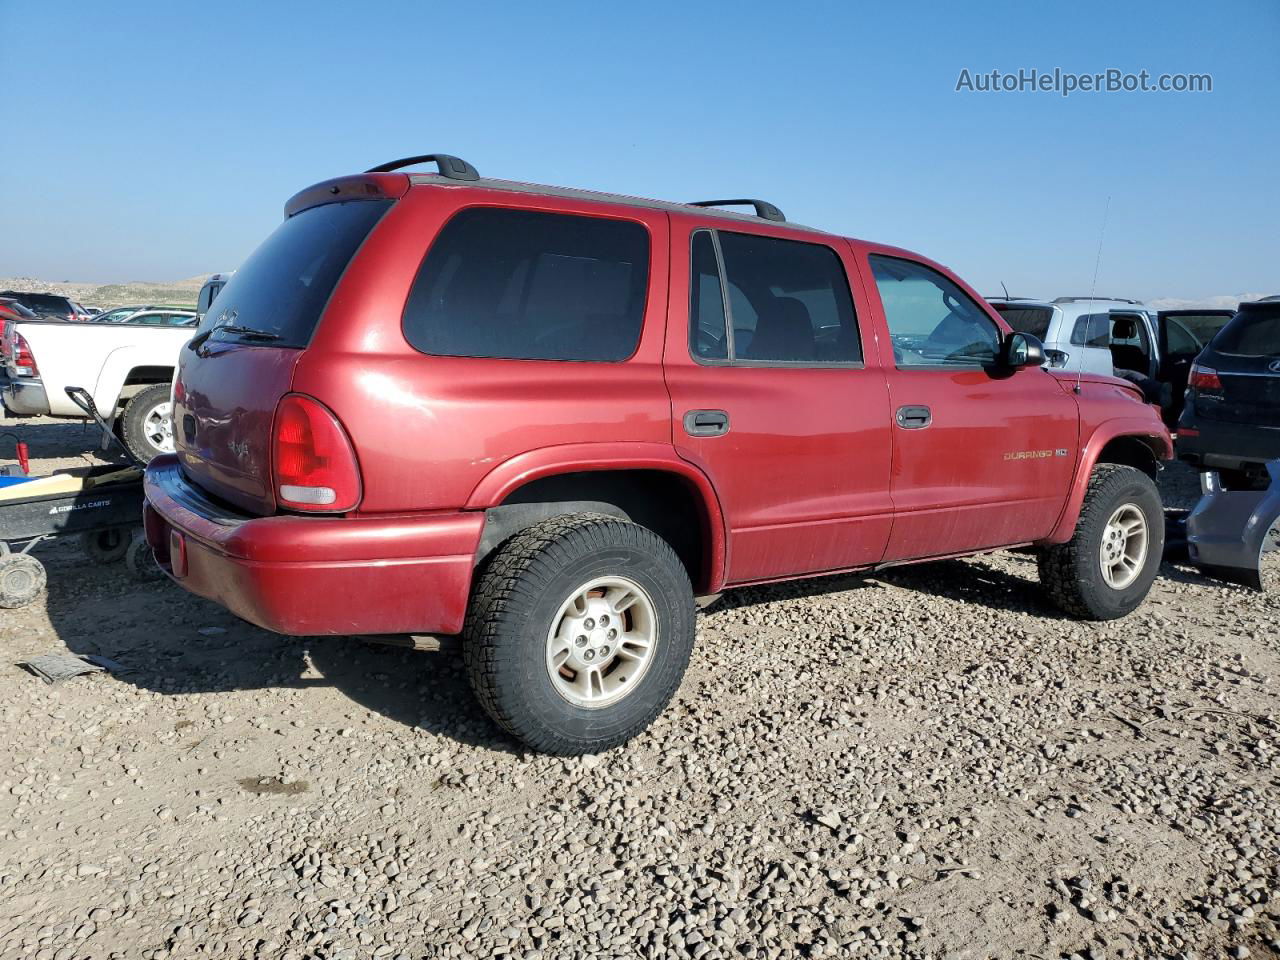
(895, 405), (932, 429)
(683, 409), (730, 437)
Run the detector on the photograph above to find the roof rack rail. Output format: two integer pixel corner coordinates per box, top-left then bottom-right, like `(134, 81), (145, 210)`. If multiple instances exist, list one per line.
(1051, 296), (1141, 305)
(365, 154), (479, 181)
(688, 199), (786, 223)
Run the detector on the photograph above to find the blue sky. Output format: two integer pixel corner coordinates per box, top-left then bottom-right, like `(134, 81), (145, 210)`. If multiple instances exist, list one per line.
(1, 0), (1276, 303)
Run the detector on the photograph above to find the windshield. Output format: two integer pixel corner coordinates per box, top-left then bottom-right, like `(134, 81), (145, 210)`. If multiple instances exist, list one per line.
(195, 199), (392, 348)
(1212, 303), (1280, 356)
(991, 304), (1053, 340)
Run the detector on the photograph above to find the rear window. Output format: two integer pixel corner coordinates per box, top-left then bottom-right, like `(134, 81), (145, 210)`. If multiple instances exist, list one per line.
(1, 293), (71, 318)
(991, 304), (1053, 340)
(194, 200), (392, 348)
(402, 208), (650, 362)
(1212, 303), (1280, 356)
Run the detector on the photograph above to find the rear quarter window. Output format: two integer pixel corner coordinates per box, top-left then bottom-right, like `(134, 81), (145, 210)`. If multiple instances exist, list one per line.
(991, 305), (1053, 341)
(402, 208), (650, 362)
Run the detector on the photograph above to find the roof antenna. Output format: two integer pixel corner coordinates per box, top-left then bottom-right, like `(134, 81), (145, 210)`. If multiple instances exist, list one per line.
(1000, 281), (1011, 300)
(1076, 195), (1112, 395)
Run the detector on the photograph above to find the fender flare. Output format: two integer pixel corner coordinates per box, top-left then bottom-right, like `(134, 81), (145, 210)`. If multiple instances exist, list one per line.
(92, 346), (175, 419)
(466, 442), (729, 592)
(1043, 417), (1173, 544)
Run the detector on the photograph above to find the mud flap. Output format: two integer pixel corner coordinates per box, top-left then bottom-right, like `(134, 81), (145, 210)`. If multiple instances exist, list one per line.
(1180, 460), (1280, 590)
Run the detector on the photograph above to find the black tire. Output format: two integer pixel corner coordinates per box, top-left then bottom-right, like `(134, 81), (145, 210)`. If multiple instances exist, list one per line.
(81, 528), (130, 564)
(0, 554), (47, 608)
(125, 535), (165, 582)
(1038, 464), (1164, 620)
(120, 383), (175, 462)
(463, 514), (695, 755)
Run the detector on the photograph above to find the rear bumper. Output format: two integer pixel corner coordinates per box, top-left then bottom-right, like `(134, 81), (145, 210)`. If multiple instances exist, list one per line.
(1176, 412), (1280, 471)
(142, 456), (484, 636)
(2, 378), (50, 417)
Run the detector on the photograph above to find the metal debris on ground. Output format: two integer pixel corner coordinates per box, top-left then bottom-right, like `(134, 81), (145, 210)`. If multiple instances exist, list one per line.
(18, 652), (128, 685)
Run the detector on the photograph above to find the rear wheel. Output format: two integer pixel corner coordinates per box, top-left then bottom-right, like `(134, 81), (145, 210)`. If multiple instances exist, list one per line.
(1038, 464), (1164, 620)
(463, 514), (695, 755)
(120, 383), (175, 462)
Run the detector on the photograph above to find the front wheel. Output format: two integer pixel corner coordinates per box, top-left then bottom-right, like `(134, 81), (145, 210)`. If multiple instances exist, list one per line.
(1038, 464), (1164, 620)
(463, 514), (695, 755)
(120, 383), (175, 462)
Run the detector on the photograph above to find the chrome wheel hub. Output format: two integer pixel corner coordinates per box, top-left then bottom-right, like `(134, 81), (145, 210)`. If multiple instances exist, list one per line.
(1099, 503), (1148, 589)
(545, 575), (657, 709)
(144, 401), (174, 453)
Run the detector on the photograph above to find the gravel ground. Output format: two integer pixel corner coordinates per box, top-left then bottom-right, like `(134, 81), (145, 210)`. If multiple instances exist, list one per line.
(1, 414), (1277, 960)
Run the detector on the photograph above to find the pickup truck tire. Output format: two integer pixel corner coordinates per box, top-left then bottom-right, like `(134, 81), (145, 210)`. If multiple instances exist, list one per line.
(1038, 464), (1164, 620)
(120, 383), (175, 462)
(463, 514), (695, 756)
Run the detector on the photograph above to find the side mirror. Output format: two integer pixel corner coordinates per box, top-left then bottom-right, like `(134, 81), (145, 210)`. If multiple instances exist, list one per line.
(1002, 332), (1045, 369)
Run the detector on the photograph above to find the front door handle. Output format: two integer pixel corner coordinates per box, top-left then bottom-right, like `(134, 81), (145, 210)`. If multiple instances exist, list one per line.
(684, 409), (730, 437)
(895, 405), (932, 429)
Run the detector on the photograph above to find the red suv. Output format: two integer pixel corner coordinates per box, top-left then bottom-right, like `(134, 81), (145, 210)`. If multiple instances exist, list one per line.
(144, 154), (1172, 754)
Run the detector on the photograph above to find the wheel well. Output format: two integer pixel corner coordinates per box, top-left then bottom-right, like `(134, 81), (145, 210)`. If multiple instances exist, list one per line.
(122, 366), (174, 387)
(1096, 436), (1160, 478)
(489, 470), (713, 593)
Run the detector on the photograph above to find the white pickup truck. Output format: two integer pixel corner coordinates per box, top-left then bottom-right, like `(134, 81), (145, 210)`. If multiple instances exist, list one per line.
(2, 309), (196, 460)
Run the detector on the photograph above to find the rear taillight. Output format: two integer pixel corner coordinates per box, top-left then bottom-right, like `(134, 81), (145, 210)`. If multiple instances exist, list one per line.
(272, 394), (361, 512)
(1188, 363), (1222, 393)
(13, 334), (37, 377)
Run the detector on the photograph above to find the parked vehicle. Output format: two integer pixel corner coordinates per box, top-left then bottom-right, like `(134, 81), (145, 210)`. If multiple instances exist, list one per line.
(0, 298), (39, 325)
(195, 273), (232, 320)
(1177, 298), (1280, 488)
(2, 312), (197, 460)
(143, 154), (1172, 755)
(988, 297), (1235, 425)
(0, 291), (90, 322)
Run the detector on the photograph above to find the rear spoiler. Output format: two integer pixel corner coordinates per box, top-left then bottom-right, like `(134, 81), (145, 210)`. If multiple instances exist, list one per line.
(283, 174), (411, 218)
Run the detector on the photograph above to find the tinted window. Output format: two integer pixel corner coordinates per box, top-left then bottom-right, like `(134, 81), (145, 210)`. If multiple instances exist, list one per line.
(1071, 313), (1111, 347)
(1213, 303), (1280, 355)
(992, 304), (1053, 340)
(690, 231), (728, 361)
(403, 208), (649, 362)
(1, 293), (72, 318)
(1170, 312), (1234, 346)
(700, 231), (860, 363)
(869, 255), (999, 366)
(1164, 317), (1201, 356)
(194, 200), (391, 348)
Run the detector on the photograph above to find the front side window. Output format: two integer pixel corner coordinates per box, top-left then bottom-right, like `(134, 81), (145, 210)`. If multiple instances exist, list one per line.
(869, 255), (1000, 367)
(403, 208), (650, 362)
(688, 230), (862, 364)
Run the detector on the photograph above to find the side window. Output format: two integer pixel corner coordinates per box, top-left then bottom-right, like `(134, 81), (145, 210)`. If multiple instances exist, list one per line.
(688, 229), (862, 364)
(868, 255), (1000, 367)
(1070, 313), (1111, 347)
(1165, 317), (1201, 356)
(403, 208), (650, 362)
(689, 231), (728, 360)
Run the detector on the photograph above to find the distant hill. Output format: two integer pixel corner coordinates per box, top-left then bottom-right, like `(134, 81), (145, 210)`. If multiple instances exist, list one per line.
(0, 275), (206, 309)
